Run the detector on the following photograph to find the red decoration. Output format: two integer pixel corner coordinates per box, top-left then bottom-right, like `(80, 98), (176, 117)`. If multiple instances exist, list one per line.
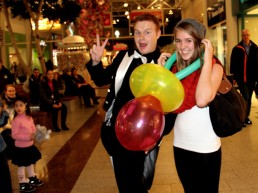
(77, 0), (111, 47)
(113, 43), (128, 51)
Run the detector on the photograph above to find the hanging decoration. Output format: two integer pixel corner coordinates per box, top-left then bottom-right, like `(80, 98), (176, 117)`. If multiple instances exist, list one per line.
(77, 0), (111, 47)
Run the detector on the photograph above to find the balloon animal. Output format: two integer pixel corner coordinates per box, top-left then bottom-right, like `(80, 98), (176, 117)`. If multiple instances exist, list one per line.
(115, 52), (201, 151)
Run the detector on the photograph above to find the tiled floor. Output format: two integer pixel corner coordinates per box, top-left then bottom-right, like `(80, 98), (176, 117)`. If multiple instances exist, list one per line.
(8, 95), (258, 193)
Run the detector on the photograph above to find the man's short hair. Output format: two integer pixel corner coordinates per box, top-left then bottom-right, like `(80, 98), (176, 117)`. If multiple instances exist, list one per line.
(133, 13), (160, 31)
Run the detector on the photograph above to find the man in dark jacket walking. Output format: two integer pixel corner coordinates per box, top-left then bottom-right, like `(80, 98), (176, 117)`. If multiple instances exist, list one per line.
(230, 29), (258, 126)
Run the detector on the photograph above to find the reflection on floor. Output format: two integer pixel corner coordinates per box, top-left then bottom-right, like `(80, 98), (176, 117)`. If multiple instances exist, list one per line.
(9, 96), (258, 193)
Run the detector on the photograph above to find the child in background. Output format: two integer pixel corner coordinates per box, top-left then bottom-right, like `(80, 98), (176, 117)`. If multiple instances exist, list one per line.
(11, 96), (43, 193)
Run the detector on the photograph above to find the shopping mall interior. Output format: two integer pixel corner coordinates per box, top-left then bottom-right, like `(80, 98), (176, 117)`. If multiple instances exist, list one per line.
(6, 95), (258, 193)
(1, 0), (258, 192)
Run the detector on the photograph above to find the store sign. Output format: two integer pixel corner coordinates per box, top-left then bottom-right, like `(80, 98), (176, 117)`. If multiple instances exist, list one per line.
(130, 10), (163, 23)
(207, 0), (226, 27)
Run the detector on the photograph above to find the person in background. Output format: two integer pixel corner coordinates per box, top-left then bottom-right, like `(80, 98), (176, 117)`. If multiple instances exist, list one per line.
(87, 13), (162, 193)
(11, 96), (43, 193)
(28, 68), (42, 106)
(0, 98), (9, 128)
(45, 59), (54, 71)
(0, 98), (13, 193)
(39, 69), (70, 132)
(16, 63), (27, 83)
(0, 59), (13, 95)
(158, 18), (223, 193)
(10, 61), (18, 83)
(0, 84), (17, 160)
(0, 133), (12, 193)
(61, 68), (79, 97)
(0, 84), (17, 130)
(71, 67), (99, 107)
(230, 29), (258, 126)
(53, 71), (66, 98)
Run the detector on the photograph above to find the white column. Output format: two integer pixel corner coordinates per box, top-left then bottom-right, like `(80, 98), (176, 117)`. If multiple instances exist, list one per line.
(225, 0), (238, 74)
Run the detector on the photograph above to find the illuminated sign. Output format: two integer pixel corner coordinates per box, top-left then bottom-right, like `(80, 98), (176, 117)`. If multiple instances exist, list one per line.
(31, 18), (61, 30)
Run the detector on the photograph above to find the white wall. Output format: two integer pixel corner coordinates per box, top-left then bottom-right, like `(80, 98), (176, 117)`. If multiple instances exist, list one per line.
(241, 17), (258, 44)
(180, 0), (240, 73)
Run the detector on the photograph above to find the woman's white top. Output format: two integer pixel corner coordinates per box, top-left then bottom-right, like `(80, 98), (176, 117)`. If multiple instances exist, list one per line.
(174, 105), (221, 153)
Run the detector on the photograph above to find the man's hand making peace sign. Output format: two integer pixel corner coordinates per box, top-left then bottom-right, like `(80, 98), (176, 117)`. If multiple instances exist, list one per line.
(90, 34), (108, 66)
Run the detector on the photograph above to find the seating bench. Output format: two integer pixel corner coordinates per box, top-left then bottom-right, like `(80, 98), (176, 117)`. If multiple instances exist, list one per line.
(62, 96), (82, 112)
(92, 85), (109, 98)
(29, 106), (53, 130)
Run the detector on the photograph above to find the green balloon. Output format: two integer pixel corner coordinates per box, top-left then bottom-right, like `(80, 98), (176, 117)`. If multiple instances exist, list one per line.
(164, 52), (201, 80)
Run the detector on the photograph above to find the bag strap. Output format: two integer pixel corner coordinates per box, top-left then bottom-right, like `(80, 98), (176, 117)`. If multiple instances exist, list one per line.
(213, 55), (232, 95)
(217, 73), (232, 95)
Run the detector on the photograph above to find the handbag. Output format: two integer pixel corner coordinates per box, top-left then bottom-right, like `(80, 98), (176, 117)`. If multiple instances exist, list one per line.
(209, 74), (247, 137)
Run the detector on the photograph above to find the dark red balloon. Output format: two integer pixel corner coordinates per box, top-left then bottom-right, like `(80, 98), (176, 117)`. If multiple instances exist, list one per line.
(115, 95), (165, 151)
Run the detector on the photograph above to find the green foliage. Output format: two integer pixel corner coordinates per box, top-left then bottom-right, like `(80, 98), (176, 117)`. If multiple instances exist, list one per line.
(5, 0), (30, 19)
(59, 1), (82, 24)
(5, 0), (82, 23)
(42, 0), (82, 24)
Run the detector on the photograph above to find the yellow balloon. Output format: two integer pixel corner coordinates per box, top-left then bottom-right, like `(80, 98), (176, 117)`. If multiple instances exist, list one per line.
(130, 64), (184, 112)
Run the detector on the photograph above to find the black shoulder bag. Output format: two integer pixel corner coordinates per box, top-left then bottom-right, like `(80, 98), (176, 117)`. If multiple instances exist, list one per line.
(209, 74), (247, 137)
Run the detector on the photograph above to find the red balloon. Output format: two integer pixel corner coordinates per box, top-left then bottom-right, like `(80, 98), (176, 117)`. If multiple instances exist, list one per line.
(115, 95), (165, 151)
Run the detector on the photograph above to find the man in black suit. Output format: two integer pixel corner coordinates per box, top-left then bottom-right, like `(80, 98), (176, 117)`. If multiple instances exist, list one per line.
(86, 13), (162, 193)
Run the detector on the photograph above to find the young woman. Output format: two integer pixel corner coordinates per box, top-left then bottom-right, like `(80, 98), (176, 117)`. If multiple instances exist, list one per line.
(158, 18), (223, 193)
(39, 69), (69, 132)
(11, 96), (43, 192)
(1, 84), (16, 118)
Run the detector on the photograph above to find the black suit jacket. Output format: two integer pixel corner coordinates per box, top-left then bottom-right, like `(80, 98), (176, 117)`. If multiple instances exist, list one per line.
(86, 49), (161, 120)
(230, 40), (258, 84)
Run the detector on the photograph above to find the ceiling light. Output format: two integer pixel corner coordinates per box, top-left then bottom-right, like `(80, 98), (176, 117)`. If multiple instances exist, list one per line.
(169, 10), (173, 15)
(123, 2), (128, 7)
